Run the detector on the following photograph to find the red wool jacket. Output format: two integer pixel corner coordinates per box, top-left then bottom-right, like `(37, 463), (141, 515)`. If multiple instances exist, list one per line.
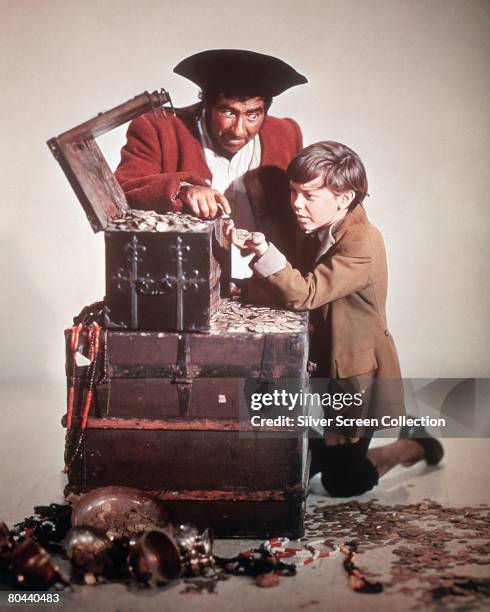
(115, 103), (303, 253)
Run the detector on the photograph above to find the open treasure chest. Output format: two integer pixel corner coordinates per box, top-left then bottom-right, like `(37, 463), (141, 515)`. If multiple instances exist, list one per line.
(47, 89), (226, 333)
(49, 91), (310, 538)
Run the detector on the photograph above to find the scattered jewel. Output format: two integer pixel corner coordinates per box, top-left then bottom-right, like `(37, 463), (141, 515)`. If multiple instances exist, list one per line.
(305, 500), (490, 606)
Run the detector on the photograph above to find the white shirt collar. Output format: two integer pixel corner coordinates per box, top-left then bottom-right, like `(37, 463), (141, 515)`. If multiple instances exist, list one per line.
(316, 224), (335, 244)
(310, 221), (339, 263)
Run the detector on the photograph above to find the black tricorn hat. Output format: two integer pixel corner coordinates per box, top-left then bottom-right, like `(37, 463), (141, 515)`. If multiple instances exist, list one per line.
(173, 49), (307, 97)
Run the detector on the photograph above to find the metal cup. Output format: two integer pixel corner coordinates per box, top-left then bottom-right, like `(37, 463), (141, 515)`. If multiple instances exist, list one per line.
(128, 529), (183, 585)
(11, 538), (61, 588)
(63, 527), (112, 579)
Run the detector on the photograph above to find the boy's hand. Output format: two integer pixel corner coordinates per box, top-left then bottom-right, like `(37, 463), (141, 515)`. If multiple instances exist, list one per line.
(224, 220), (269, 257)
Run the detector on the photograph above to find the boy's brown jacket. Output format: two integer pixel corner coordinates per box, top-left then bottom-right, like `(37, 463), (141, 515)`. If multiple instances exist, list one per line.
(254, 204), (405, 420)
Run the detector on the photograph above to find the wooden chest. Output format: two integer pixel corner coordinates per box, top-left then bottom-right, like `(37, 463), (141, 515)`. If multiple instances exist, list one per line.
(64, 300), (309, 538)
(48, 90), (229, 332)
(104, 214), (227, 332)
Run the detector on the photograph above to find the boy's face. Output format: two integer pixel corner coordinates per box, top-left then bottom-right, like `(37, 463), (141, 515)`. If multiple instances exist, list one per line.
(289, 176), (352, 232)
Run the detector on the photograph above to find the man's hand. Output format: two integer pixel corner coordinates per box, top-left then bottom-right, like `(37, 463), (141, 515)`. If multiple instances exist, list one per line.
(179, 185), (231, 219)
(224, 220), (268, 257)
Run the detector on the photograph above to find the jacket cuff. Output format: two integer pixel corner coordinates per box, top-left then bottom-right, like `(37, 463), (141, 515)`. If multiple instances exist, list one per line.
(252, 243), (287, 277)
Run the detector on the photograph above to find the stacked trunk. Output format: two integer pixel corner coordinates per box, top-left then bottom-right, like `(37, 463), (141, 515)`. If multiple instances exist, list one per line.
(50, 91), (309, 538)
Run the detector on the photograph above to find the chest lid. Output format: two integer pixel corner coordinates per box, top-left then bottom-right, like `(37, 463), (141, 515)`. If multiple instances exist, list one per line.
(47, 89), (174, 233)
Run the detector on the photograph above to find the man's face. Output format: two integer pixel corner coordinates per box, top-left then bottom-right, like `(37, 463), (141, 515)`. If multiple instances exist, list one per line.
(207, 96), (266, 157)
(290, 176), (351, 232)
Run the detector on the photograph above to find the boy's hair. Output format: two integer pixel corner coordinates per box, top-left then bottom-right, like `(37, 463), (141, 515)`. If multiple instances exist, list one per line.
(287, 141), (368, 208)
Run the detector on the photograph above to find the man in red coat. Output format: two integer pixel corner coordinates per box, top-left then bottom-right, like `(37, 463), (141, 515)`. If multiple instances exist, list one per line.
(115, 49), (307, 259)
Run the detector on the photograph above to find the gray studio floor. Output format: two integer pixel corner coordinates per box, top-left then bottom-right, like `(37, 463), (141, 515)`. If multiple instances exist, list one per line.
(1, 381), (489, 611)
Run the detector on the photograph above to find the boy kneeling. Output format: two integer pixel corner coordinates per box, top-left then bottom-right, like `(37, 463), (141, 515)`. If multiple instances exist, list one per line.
(227, 141), (443, 497)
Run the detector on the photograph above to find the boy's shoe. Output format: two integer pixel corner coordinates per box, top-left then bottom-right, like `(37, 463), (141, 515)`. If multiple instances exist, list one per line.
(399, 421), (444, 466)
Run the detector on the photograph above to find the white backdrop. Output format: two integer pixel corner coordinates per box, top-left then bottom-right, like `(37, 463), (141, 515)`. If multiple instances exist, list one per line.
(1, 0), (489, 382)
